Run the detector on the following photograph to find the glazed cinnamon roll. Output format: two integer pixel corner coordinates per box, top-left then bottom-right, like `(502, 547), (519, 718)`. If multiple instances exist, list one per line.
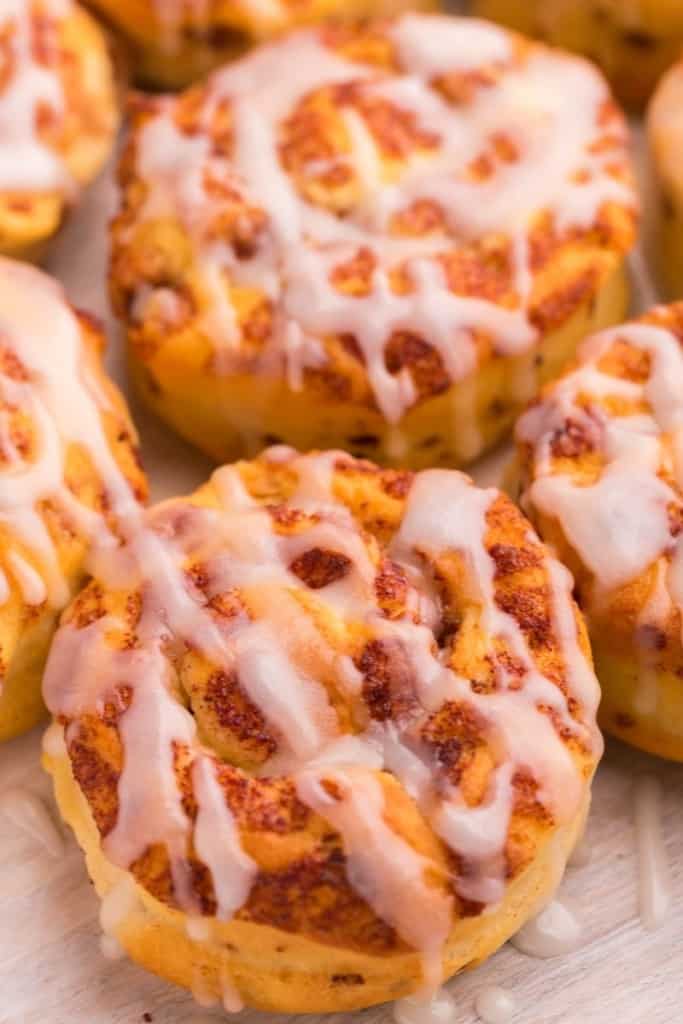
(471, 0), (683, 108)
(84, 0), (438, 89)
(648, 61), (683, 299)
(111, 14), (637, 471)
(514, 303), (683, 761)
(43, 446), (601, 1013)
(0, 0), (119, 261)
(0, 257), (146, 742)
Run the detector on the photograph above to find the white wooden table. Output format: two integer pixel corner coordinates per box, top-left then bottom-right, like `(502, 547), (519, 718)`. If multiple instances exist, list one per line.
(1, 94), (681, 1024)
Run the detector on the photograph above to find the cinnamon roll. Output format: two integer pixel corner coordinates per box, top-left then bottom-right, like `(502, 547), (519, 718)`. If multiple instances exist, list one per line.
(514, 303), (683, 761)
(471, 0), (683, 108)
(111, 14), (637, 471)
(0, 257), (146, 742)
(84, 0), (438, 89)
(43, 446), (601, 1012)
(0, 0), (119, 261)
(648, 60), (683, 299)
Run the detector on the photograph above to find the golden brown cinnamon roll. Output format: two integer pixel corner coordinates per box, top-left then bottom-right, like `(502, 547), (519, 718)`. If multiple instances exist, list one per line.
(0, 0), (119, 261)
(84, 0), (439, 89)
(471, 0), (683, 108)
(43, 446), (601, 1012)
(514, 303), (683, 761)
(0, 257), (146, 742)
(648, 61), (683, 299)
(111, 15), (637, 471)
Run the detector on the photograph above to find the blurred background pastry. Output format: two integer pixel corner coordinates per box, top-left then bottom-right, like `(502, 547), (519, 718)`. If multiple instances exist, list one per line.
(514, 303), (683, 761)
(471, 0), (683, 109)
(0, 257), (146, 742)
(43, 446), (601, 1011)
(111, 13), (637, 471)
(647, 60), (683, 299)
(84, 0), (439, 88)
(0, 0), (119, 261)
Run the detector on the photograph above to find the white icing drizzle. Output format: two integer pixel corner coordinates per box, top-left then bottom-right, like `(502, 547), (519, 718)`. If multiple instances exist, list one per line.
(186, 916), (212, 943)
(517, 315), (683, 623)
(42, 721), (68, 759)
(297, 766), (452, 994)
(125, 14), (634, 425)
(5, 549), (47, 606)
(633, 774), (671, 931)
(474, 986), (516, 1024)
(99, 875), (141, 938)
(510, 899), (582, 959)
(0, 786), (64, 857)
(0, 0), (73, 192)
(193, 758), (256, 921)
(97, 875), (141, 961)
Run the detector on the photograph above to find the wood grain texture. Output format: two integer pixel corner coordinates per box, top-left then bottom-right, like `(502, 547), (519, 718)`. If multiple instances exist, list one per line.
(1, 69), (681, 1024)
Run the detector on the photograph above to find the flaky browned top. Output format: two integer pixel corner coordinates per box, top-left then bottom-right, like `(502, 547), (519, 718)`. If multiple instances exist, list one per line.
(111, 14), (636, 425)
(46, 448), (600, 957)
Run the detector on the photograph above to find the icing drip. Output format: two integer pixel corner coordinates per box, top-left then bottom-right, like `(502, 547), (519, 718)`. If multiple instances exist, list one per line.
(0, 787), (64, 857)
(633, 775), (670, 931)
(0, 0), (73, 191)
(193, 758), (256, 921)
(42, 721), (67, 759)
(99, 876), (140, 937)
(474, 987), (516, 1024)
(186, 917), (212, 943)
(127, 14), (634, 424)
(296, 766), (452, 993)
(221, 970), (244, 1014)
(510, 899), (582, 958)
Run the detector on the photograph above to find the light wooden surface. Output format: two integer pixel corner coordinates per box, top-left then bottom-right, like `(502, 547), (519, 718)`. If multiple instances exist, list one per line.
(1, 87), (682, 1024)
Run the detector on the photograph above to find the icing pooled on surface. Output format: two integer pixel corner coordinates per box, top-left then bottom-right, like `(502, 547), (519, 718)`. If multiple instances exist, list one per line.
(474, 986), (516, 1024)
(510, 898), (582, 959)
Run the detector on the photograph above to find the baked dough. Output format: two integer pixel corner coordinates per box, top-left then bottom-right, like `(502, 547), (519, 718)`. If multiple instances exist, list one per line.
(84, 0), (438, 88)
(0, 0), (119, 261)
(471, 0), (683, 108)
(514, 303), (683, 761)
(111, 14), (636, 470)
(647, 61), (683, 299)
(0, 257), (146, 742)
(44, 446), (601, 1012)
